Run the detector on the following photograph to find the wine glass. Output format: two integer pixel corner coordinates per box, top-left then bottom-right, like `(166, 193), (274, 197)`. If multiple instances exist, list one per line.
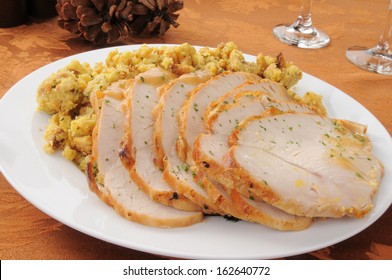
(272, 0), (330, 49)
(346, 0), (392, 75)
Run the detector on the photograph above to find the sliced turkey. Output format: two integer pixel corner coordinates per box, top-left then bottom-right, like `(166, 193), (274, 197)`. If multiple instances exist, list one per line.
(230, 188), (312, 231)
(120, 68), (201, 211)
(227, 111), (384, 218)
(88, 160), (203, 228)
(206, 90), (313, 135)
(152, 71), (223, 214)
(88, 95), (203, 228)
(92, 80), (131, 175)
(95, 95), (126, 176)
(177, 72), (262, 164)
(193, 92), (314, 230)
(153, 71), (211, 169)
(204, 79), (291, 125)
(194, 93), (315, 186)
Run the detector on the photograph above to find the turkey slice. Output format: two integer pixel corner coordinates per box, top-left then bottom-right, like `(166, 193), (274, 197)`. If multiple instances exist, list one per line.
(228, 111), (384, 218)
(91, 79), (131, 166)
(153, 71), (211, 169)
(152, 71), (223, 214)
(120, 68), (200, 211)
(88, 95), (203, 228)
(204, 79), (291, 124)
(193, 92), (314, 230)
(177, 72), (262, 164)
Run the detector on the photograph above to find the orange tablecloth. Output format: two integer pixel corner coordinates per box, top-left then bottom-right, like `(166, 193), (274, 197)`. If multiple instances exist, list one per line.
(1, 0), (391, 259)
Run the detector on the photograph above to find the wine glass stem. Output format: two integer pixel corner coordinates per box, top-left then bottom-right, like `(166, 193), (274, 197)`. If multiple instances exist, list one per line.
(292, 0), (316, 34)
(376, 0), (392, 53)
(298, 0), (312, 26)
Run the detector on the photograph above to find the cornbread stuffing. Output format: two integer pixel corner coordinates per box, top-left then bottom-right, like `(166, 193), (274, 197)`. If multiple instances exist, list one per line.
(36, 42), (312, 170)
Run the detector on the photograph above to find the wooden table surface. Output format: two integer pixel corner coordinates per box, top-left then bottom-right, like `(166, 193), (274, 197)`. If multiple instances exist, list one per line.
(1, 0), (391, 260)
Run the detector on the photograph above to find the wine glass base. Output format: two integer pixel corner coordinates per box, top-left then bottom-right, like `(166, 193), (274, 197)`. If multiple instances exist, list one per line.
(273, 24), (330, 49)
(346, 46), (392, 75)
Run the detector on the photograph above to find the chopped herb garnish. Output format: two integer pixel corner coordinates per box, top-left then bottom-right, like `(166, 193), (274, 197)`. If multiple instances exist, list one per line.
(355, 172), (364, 179)
(182, 163), (189, 172)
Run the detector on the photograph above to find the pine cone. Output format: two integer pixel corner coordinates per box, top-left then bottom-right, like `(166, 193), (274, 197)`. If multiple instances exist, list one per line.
(56, 0), (184, 44)
(131, 0), (183, 37)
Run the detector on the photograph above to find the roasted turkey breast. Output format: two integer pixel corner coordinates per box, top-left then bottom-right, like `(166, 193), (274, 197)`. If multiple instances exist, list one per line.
(88, 95), (203, 228)
(153, 71), (211, 169)
(193, 88), (315, 230)
(177, 72), (262, 164)
(121, 68), (200, 211)
(204, 79), (291, 125)
(152, 71), (223, 214)
(85, 68), (383, 230)
(227, 111), (384, 218)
